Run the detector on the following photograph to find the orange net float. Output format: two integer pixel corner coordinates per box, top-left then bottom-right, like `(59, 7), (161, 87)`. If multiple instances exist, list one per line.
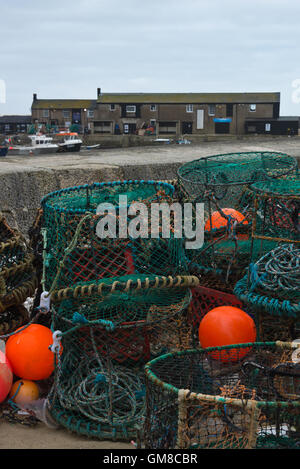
(5, 324), (62, 381)
(0, 350), (13, 403)
(205, 208), (249, 239)
(198, 305), (256, 362)
(9, 379), (40, 405)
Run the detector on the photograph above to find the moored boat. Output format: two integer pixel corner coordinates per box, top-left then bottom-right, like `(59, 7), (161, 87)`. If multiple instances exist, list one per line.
(55, 132), (82, 152)
(0, 145), (8, 157)
(7, 134), (58, 156)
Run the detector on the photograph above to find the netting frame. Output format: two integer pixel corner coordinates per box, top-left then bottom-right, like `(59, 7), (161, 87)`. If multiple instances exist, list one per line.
(46, 274), (199, 441)
(177, 151), (298, 203)
(144, 341), (300, 449)
(0, 214), (38, 332)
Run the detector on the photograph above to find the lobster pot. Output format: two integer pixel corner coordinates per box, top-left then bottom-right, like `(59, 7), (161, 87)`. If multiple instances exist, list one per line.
(177, 151), (297, 207)
(234, 246), (300, 343)
(0, 214), (37, 332)
(178, 153), (297, 290)
(232, 177), (300, 341)
(47, 275), (197, 440)
(41, 180), (188, 293)
(145, 343), (300, 449)
(48, 321), (146, 441)
(177, 151), (297, 240)
(51, 275), (195, 364)
(248, 177), (300, 260)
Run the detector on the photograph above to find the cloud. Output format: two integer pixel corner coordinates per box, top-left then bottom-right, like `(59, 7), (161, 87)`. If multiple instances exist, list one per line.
(0, 0), (300, 114)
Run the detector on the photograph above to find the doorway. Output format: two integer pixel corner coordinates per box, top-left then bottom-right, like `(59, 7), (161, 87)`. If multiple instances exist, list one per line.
(123, 123), (136, 134)
(182, 121), (193, 134)
(215, 122), (230, 134)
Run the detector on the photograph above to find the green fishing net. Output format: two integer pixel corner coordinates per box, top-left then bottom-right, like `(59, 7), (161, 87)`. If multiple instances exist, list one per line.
(41, 181), (189, 294)
(145, 343), (300, 449)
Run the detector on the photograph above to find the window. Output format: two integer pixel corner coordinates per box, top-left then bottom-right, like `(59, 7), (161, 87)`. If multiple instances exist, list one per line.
(150, 119), (156, 126)
(249, 104), (257, 112)
(186, 104), (193, 113)
(43, 110), (49, 118)
(159, 121), (177, 134)
(87, 110), (94, 118)
(226, 104), (233, 117)
(208, 105), (216, 116)
(150, 104), (157, 111)
(94, 121), (112, 134)
(126, 105), (136, 113)
(63, 110), (70, 118)
(110, 104), (115, 111)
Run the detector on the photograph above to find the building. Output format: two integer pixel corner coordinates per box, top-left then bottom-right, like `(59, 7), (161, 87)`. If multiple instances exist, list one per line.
(245, 116), (300, 135)
(0, 115), (32, 134)
(31, 93), (97, 132)
(31, 89), (281, 136)
(95, 90), (280, 136)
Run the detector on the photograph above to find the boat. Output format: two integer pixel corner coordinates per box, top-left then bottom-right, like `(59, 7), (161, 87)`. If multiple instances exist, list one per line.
(0, 145), (8, 157)
(82, 144), (101, 150)
(55, 132), (82, 153)
(176, 138), (191, 145)
(153, 138), (173, 144)
(7, 134), (58, 156)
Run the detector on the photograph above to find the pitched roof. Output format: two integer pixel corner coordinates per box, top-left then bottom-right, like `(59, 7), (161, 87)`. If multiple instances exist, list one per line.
(97, 92), (280, 104)
(32, 99), (97, 110)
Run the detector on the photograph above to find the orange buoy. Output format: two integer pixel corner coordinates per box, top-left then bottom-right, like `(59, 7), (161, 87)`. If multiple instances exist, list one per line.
(205, 208), (248, 233)
(9, 379), (40, 405)
(198, 306), (256, 362)
(0, 350), (13, 403)
(6, 324), (59, 381)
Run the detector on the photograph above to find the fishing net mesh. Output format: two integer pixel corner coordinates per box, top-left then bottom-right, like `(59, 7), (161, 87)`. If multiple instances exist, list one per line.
(38, 180), (197, 440)
(0, 214), (37, 332)
(250, 177), (300, 246)
(177, 154), (298, 292)
(47, 279), (195, 440)
(41, 181), (188, 294)
(177, 151), (297, 204)
(145, 343), (300, 449)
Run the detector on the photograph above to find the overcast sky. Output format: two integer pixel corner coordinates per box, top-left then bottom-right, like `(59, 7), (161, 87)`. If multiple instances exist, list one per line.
(1, 0), (300, 115)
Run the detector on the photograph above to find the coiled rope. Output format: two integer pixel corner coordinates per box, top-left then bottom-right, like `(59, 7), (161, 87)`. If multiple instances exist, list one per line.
(48, 325), (145, 431)
(250, 244), (300, 300)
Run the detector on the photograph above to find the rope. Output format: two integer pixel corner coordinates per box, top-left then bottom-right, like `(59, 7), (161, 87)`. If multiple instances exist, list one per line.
(48, 327), (145, 430)
(249, 244), (300, 299)
(0, 307), (48, 340)
(44, 212), (94, 297)
(51, 274), (199, 303)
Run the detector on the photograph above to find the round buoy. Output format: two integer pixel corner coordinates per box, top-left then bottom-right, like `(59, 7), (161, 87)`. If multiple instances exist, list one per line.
(9, 379), (40, 405)
(205, 208), (248, 237)
(198, 306), (256, 362)
(6, 324), (60, 381)
(0, 350), (13, 403)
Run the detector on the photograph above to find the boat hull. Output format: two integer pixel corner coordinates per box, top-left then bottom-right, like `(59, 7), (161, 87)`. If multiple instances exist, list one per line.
(0, 147), (8, 157)
(8, 147), (58, 156)
(57, 143), (82, 153)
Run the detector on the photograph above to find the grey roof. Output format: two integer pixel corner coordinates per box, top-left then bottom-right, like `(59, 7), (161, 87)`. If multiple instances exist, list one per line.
(98, 92), (281, 104)
(0, 115), (32, 124)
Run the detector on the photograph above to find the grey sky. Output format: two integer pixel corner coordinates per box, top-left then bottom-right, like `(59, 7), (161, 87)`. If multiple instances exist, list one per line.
(1, 0), (300, 115)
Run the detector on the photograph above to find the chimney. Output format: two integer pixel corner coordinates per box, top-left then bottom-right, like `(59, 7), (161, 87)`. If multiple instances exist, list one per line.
(33, 93), (37, 101)
(97, 88), (101, 98)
